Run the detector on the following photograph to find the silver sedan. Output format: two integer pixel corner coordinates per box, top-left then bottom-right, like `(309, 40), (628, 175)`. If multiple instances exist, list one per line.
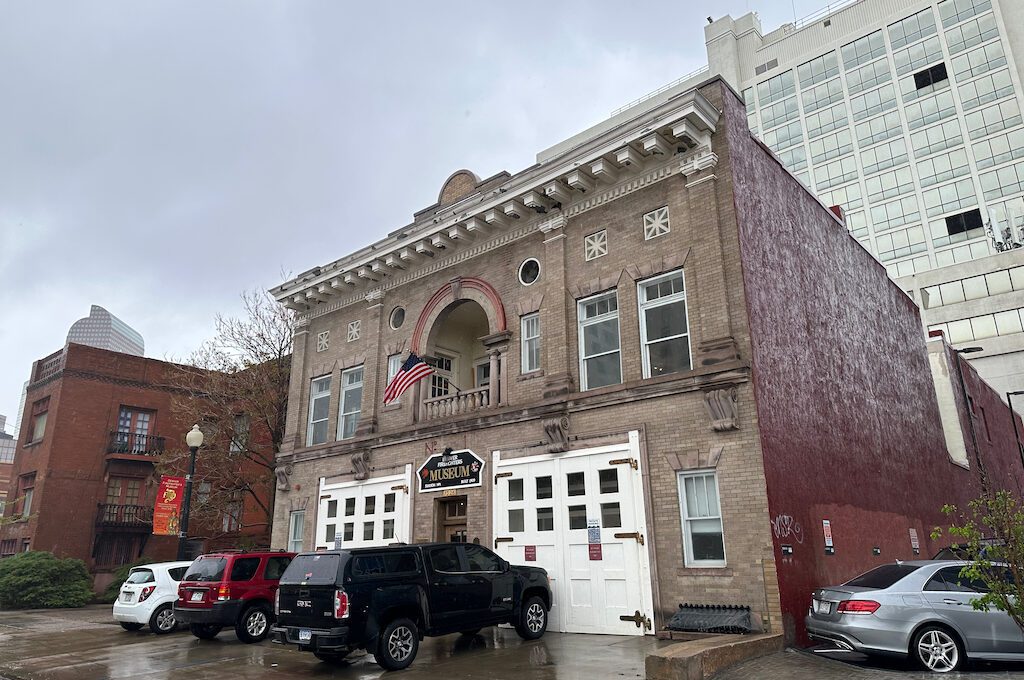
(805, 560), (1024, 673)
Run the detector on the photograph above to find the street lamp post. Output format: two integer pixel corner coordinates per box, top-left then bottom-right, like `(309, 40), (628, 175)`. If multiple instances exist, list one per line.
(1006, 391), (1024, 477)
(952, 346), (985, 485)
(177, 425), (204, 561)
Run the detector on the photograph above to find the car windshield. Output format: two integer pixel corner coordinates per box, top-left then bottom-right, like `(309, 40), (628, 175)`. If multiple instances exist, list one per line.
(184, 557), (227, 582)
(125, 568), (155, 584)
(845, 563), (921, 589)
(281, 554), (342, 585)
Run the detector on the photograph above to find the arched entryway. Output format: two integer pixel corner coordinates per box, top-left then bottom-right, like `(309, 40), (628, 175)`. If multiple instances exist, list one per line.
(412, 277), (510, 420)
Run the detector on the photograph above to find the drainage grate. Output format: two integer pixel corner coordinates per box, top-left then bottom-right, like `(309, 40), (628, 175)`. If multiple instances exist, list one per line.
(665, 603), (752, 634)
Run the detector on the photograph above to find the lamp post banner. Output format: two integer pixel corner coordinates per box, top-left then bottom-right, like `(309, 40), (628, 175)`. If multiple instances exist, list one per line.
(153, 475), (185, 536)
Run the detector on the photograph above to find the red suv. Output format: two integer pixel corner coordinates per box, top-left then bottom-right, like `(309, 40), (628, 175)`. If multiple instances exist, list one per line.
(173, 550), (295, 643)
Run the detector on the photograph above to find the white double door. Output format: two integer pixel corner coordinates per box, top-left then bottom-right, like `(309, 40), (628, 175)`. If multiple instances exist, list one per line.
(492, 432), (653, 635)
(317, 466), (412, 549)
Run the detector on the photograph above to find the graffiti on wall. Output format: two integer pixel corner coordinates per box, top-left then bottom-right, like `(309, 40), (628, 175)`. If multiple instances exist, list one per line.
(771, 514), (804, 544)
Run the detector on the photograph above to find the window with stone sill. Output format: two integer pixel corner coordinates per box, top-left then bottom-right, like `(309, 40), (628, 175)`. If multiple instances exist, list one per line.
(643, 207), (670, 240)
(347, 320), (360, 342)
(584, 230), (607, 261)
(316, 330), (329, 352)
(678, 471), (726, 568)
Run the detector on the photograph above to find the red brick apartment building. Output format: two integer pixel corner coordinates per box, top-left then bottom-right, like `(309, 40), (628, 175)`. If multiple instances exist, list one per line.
(0, 343), (273, 590)
(269, 77), (1024, 643)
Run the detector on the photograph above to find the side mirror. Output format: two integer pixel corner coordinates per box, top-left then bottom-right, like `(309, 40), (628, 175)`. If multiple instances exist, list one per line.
(503, 559), (511, 573)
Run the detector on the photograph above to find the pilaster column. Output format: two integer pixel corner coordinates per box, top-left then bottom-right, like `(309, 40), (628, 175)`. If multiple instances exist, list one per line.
(481, 331), (512, 407)
(356, 289), (385, 436)
(282, 316), (311, 453)
(680, 150), (740, 367)
(488, 349), (500, 407)
(539, 214), (575, 398)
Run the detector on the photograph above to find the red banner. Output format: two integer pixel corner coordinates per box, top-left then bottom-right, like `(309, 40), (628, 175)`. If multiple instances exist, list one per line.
(153, 476), (185, 536)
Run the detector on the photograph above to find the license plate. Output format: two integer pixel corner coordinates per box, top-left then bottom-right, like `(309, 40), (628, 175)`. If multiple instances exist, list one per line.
(190, 591), (204, 602)
(298, 629), (312, 642)
(813, 599), (831, 615)
(121, 592), (132, 602)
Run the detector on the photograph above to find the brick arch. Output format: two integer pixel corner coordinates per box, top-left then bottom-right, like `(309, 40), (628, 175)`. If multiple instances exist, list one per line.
(411, 277), (507, 356)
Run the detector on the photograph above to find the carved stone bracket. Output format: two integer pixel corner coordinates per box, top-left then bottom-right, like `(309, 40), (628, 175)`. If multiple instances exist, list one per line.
(679, 146), (719, 177)
(542, 416), (570, 453)
(538, 214), (567, 234)
(275, 464), (294, 492)
(352, 450), (372, 480)
(703, 387), (739, 431)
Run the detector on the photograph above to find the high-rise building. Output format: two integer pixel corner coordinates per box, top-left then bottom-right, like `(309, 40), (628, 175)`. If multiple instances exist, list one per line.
(66, 305), (145, 357)
(553, 0), (1024, 394)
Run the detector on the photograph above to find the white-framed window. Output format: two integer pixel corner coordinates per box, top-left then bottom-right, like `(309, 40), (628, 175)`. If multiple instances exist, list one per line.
(584, 230), (608, 261)
(474, 360), (491, 388)
(337, 366), (364, 440)
(386, 354), (403, 404)
(643, 206), (670, 240)
(428, 353), (455, 398)
(288, 510), (305, 553)
(316, 330), (329, 352)
(677, 471), (726, 567)
(307, 375), (331, 446)
(347, 320), (361, 342)
(521, 313), (541, 373)
(638, 270), (691, 378)
(577, 291), (621, 390)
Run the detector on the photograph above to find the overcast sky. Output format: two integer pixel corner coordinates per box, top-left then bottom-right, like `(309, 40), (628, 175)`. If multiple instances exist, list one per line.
(0, 0), (826, 433)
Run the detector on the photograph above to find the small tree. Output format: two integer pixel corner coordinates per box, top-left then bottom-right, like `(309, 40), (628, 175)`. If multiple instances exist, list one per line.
(934, 489), (1024, 632)
(164, 289), (293, 544)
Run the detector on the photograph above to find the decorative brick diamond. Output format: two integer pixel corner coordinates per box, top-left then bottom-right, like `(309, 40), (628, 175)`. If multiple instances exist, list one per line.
(347, 320), (361, 342)
(316, 331), (330, 352)
(644, 206), (670, 240)
(584, 230), (608, 261)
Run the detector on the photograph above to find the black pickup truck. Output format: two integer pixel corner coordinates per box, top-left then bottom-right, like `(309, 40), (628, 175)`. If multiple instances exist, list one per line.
(270, 543), (551, 670)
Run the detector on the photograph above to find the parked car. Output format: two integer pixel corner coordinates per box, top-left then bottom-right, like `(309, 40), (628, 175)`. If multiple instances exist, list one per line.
(270, 543), (551, 671)
(806, 560), (1024, 672)
(173, 549), (295, 643)
(113, 560), (194, 634)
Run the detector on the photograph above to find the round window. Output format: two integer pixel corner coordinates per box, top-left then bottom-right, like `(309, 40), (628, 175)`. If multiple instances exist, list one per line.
(389, 307), (406, 330)
(518, 258), (541, 286)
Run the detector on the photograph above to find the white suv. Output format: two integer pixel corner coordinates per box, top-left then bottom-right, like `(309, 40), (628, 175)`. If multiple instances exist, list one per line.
(113, 561), (193, 634)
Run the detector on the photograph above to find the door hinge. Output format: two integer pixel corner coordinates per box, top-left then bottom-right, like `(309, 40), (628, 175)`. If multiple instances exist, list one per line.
(494, 536), (514, 548)
(614, 531), (645, 545)
(610, 457), (638, 470)
(494, 471), (513, 484)
(619, 610), (652, 630)
(390, 484), (409, 493)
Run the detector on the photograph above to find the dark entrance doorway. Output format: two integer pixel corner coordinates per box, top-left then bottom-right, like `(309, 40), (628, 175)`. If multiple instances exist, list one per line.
(436, 496), (467, 543)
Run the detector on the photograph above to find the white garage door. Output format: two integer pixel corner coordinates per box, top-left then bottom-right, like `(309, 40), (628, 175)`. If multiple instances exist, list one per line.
(492, 432), (653, 635)
(317, 466), (412, 549)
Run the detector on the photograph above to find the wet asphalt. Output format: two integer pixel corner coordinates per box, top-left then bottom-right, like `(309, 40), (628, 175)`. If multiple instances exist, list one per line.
(0, 606), (661, 680)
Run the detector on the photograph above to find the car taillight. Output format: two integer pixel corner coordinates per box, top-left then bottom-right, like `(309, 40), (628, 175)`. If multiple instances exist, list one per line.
(138, 586), (156, 603)
(177, 585), (185, 600)
(837, 599), (880, 614)
(334, 589), (349, 619)
(275, 590), (280, 617)
(217, 584), (230, 601)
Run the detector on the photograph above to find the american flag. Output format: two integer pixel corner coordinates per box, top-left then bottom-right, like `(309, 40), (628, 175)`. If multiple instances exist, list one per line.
(383, 353), (435, 405)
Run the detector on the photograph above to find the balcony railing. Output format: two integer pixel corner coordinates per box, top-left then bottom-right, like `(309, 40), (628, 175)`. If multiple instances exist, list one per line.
(421, 386), (491, 420)
(96, 503), (153, 528)
(108, 431), (165, 456)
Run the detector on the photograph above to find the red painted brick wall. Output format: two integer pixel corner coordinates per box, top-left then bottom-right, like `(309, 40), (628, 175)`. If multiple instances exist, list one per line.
(720, 84), (1023, 643)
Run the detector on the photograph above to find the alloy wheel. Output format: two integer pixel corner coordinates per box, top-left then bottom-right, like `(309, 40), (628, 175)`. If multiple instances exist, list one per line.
(156, 608), (176, 632)
(917, 629), (959, 672)
(388, 625), (415, 662)
(246, 610), (268, 637)
(527, 603), (545, 633)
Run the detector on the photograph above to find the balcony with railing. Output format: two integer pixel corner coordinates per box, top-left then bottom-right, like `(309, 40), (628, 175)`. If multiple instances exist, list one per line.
(107, 431), (165, 457)
(96, 503), (153, 530)
(421, 386), (492, 420)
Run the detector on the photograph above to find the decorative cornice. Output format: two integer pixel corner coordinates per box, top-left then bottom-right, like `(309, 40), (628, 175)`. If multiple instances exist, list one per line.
(538, 214), (567, 233)
(680, 146), (718, 177)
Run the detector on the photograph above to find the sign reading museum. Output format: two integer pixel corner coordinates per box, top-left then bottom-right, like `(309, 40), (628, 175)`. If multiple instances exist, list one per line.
(418, 448), (485, 492)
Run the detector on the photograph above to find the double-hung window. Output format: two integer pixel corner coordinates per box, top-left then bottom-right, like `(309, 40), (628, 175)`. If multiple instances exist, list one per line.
(338, 367), (363, 440)
(521, 313), (541, 373)
(386, 354), (402, 404)
(577, 292), (621, 390)
(639, 271), (691, 378)
(678, 471), (726, 567)
(288, 511), (305, 553)
(307, 376), (331, 446)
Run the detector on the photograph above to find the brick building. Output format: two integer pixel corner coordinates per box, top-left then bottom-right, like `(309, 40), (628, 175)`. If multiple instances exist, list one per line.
(0, 416), (14, 516)
(0, 344), (273, 590)
(269, 77), (1022, 642)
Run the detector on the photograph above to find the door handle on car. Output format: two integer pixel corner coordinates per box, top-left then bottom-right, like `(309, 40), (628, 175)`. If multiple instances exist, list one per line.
(942, 599), (962, 605)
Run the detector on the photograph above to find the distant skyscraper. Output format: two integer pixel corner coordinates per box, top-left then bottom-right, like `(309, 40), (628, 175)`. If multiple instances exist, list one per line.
(66, 306), (144, 357)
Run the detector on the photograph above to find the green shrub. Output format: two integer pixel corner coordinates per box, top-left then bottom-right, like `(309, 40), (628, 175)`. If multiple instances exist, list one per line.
(98, 558), (149, 604)
(0, 551), (94, 609)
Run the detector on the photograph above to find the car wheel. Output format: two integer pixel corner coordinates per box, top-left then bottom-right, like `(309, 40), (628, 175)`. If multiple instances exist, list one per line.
(235, 604), (271, 644)
(314, 651), (350, 664)
(119, 622), (144, 632)
(149, 604), (177, 635)
(912, 625), (964, 673)
(189, 623), (222, 640)
(459, 628), (481, 636)
(514, 596), (547, 640)
(376, 617), (419, 671)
